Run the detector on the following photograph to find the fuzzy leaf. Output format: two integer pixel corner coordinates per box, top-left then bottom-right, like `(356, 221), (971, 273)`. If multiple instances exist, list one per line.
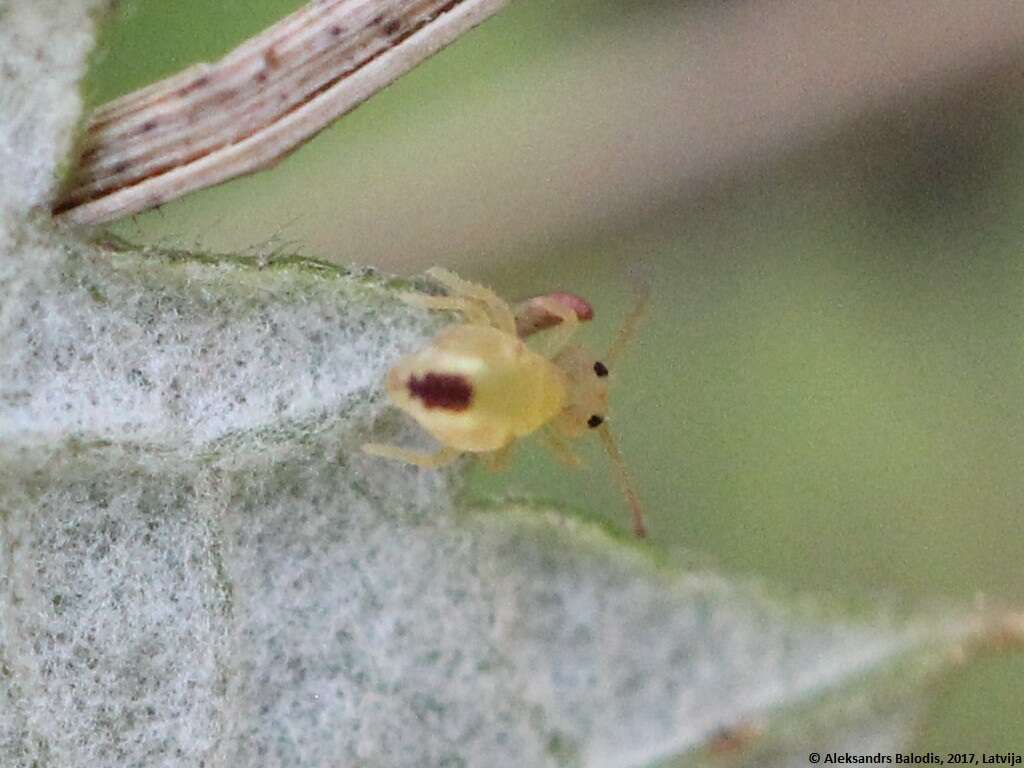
(0, 0), (116, 214)
(0, 234), (990, 767)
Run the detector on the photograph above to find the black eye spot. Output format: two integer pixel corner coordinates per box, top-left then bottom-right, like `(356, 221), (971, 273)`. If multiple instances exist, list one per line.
(587, 415), (604, 429)
(593, 361), (609, 377)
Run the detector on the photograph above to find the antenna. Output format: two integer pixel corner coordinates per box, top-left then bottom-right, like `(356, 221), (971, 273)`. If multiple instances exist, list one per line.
(596, 422), (646, 538)
(605, 280), (650, 366)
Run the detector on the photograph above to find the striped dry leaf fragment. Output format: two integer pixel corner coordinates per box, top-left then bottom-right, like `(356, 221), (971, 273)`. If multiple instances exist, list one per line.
(53, 0), (511, 226)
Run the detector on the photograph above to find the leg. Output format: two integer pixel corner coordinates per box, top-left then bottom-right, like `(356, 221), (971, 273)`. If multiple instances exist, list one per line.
(479, 443), (515, 473)
(594, 422), (646, 538)
(606, 279), (650, 365)
(529, 297), (580, 359)
(398, 292), (491, 326)
(362, 443), (463, 469)
(542, 428), (583, 468)
(425, 268), (517, 335)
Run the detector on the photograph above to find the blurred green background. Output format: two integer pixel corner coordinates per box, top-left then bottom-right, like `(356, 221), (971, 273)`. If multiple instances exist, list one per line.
(87, 0), (1024, 751)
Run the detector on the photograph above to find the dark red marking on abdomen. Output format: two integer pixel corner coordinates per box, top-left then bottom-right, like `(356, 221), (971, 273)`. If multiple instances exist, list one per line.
(408, 373), (473, 411)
